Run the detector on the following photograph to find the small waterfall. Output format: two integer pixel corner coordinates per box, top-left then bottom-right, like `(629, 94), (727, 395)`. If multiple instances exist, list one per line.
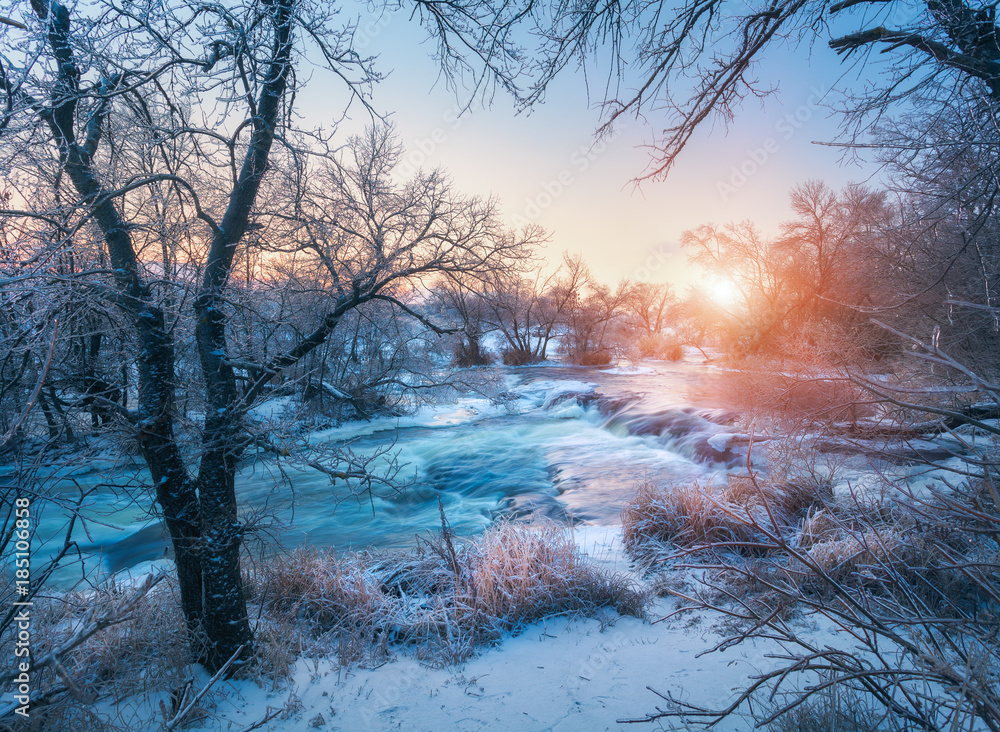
(597, 402), (742, 467)
(537, 385), (742, 467)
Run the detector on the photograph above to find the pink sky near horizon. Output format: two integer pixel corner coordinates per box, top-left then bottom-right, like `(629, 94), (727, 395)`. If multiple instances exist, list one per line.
(301, 6), (883, 291)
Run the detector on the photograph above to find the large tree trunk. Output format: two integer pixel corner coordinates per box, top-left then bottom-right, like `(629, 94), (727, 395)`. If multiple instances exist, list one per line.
(185, 0), (295, 670)
(30, 0), (294, 673)
(135, 305), (205, 648)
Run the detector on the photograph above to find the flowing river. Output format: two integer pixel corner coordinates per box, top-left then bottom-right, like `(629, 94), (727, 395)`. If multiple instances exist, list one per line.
(16, 360), (753, 585)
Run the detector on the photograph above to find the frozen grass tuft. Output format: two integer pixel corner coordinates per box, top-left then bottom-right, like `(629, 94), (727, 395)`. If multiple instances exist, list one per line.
(251, 521), (647, 666)
(622, 482), (762, 563)
(796, 507), (840, 549)
(459, 521), (645, 629)
(248, 549), (397, 667)
(621, 475), (832, 566)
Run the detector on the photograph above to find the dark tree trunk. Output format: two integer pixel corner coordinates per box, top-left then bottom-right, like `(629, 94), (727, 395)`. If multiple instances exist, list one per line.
(186, 0), (295, 670)
(36, 388), (61, 442)
(134, 304), (204, 649)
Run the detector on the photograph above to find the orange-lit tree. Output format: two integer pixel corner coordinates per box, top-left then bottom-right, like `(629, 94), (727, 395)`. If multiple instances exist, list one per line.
(681, 182), (894, 357)
(622, 281), (680, 358)
(558, 273), (633, 364)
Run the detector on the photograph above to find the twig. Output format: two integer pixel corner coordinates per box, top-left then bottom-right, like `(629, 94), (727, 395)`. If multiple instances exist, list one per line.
(162, 644), (246, 731)
(236, 707), (284, 732)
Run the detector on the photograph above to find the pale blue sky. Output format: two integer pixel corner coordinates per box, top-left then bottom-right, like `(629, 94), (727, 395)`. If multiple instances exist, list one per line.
(301, 7), (884, 288)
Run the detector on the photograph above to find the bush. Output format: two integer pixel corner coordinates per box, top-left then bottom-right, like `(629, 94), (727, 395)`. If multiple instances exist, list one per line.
(452, 339), (493, 367)
(632, 472), (1000, 732)
(622, 476), (831, 565)
(662, 343), (684, 361)
(251, 521), (647, 665)
(572, 349), (613, 366)
(501, 347), (537, 366)
(635, 333), (684, 361)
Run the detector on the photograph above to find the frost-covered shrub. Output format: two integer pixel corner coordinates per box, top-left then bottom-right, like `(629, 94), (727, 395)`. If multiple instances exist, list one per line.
(622, 482), (765, 562)
(251, 522), (647, 666)
(622, 475), (831, 565)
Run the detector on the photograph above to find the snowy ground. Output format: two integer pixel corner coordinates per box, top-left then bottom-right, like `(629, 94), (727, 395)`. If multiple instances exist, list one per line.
(210, 609), (769, 732)
(108, 527), (840, 732)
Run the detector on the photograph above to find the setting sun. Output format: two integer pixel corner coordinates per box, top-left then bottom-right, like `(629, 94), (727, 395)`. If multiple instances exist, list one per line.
(707, 277), (740, 307)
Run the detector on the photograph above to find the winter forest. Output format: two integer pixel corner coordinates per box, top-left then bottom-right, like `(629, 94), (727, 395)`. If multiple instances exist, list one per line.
(1, 0), (999, 730)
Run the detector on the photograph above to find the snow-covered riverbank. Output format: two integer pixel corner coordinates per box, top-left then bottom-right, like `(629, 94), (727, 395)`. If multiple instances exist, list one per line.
(95, 526), (839, 732)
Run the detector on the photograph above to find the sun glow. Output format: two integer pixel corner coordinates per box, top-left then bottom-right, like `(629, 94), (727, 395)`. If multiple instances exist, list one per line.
(707, 277), (740, 307)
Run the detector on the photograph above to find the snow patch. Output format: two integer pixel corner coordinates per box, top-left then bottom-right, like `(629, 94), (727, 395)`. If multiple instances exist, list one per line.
(707, 432), (732, 452)
(246, 395), (294, 423)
